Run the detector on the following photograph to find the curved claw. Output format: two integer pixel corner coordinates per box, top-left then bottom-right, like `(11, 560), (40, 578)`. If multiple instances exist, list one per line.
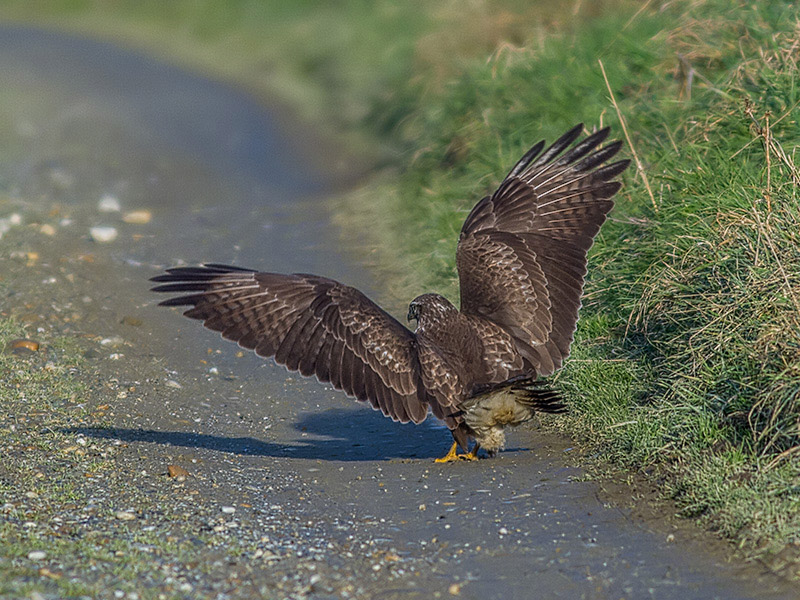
(434, 442), (479, 463)
(434, 441), (461, 463)
(463, 445), (480, 461)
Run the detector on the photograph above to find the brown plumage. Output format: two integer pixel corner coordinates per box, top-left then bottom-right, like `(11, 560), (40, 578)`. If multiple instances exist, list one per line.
(151, 124), (629, 460)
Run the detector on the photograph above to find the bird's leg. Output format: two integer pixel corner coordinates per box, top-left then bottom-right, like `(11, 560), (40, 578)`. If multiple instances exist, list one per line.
(434, 441), (461, 463)
(462, 443), (480, 461)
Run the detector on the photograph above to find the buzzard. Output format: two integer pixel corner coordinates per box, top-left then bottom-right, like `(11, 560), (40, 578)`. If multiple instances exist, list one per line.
(151, 124), (628, 461)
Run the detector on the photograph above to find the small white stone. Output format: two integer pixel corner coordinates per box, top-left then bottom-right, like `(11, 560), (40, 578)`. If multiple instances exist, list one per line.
(27, 550), (46, 560)
(499, 527), (509, 535)
(122, 209), (152, 224)
(221, 506), (236, 514)
(39, 224), (56, 236)
(90, 226), (118, 243)
(98, 195), (121, 212)
(165, 380), (182, 389)
(9, 213), (22, 225)
(115, 511), (136, 521)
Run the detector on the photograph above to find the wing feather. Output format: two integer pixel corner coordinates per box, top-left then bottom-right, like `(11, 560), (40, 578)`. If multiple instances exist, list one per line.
(151, 266), (430, 423)
(458, 125), (629, 377)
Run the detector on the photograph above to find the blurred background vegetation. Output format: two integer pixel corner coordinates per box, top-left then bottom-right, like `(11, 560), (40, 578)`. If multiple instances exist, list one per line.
(0, 0), (631, 153)
(2, 0), (799, 567)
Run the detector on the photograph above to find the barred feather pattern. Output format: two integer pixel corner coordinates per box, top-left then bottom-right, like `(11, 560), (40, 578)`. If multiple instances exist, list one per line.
(458, 124), (630, 378)
(152, 124), (628, 450)
(152, 266), (429, 424)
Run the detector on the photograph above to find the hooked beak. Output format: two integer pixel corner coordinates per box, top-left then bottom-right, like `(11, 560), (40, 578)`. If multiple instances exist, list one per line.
(407, 304), (418, 323)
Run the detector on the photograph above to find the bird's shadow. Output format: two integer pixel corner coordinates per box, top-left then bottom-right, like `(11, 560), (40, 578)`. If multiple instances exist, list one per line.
(66, 408), (459, 462)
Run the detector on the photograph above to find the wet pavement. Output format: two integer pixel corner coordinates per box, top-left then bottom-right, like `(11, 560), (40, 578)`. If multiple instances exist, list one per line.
(1, 25), (797, 599)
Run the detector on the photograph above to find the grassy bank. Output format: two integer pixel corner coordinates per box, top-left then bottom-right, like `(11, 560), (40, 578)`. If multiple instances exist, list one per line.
(2, 0), (799, 569)
(343, 0), (800, 565)
(346, 0), (800, 565)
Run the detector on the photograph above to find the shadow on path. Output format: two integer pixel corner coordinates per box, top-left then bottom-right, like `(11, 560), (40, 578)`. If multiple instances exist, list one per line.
(66, 408), (466, 461)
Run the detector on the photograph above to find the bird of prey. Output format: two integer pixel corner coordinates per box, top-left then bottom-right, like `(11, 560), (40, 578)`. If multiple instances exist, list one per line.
(151, 124), (628, 462)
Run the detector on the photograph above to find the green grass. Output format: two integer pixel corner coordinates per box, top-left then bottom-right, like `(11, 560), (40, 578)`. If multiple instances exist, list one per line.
(341, 0), (800, 564)
(2, 0), (800, 568)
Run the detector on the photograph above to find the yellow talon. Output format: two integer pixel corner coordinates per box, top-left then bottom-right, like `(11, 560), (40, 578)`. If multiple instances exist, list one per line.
(435, 441), (460, 463)
(434, 441), (478, 463)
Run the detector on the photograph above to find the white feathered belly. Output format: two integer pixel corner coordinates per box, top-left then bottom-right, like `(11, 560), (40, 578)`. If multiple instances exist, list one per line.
(461, 388), (536, 454)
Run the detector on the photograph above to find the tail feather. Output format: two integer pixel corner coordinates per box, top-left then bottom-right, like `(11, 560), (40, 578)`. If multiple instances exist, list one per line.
(472, 376), (566, 414)
(510, 383), (566, 414)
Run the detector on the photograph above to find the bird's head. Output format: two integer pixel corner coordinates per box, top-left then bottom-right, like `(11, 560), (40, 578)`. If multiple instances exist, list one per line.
(407, 294), (457, 331)
(407, 301), (420, 323)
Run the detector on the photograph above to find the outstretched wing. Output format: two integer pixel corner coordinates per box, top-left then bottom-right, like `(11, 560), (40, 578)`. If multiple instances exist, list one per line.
(457, 124), (629, 379)
(151, 264), (429, 424)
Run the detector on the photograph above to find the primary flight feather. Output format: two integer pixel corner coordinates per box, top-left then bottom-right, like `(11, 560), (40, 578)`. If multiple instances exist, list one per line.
(151, 124), (629, 461)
